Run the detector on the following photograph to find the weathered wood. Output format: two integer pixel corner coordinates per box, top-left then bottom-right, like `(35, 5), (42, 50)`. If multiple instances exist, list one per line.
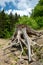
(3, 24), (43, 63)
(22, 28), (32, 62)
(11, 24), (42, 43)
(16, 24), (41, 36)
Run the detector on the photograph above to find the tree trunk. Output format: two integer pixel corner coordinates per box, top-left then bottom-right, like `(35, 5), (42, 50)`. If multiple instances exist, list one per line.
(22, 28), (32, 62)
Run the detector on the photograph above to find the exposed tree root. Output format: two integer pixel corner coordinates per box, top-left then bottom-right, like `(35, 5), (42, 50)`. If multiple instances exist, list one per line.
(3, 24), (43, 64)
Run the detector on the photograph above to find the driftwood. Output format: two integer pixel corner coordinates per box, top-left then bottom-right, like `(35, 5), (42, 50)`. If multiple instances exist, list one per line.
(3, 24), (43, 63)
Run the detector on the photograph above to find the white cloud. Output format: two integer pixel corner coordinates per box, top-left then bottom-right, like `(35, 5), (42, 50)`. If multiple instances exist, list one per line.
(0, 0), (16, 7)
(0, 0), (10, 7)
(5, 8), (32, 16)
(17, 0), (29, 10)
(0, 0), (39, 9)
(0, 0), (29, 10)
(0, 0), (39, 16)
(5, 9), (12, 14)
(12, 10), (29, 16)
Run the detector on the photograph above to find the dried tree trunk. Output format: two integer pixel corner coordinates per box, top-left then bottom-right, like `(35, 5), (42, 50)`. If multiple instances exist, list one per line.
(22, 28), (32, 62)
(3, 25), (43, 63)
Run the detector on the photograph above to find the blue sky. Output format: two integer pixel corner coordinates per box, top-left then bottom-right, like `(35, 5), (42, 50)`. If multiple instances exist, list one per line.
(0, 0), (39, 16)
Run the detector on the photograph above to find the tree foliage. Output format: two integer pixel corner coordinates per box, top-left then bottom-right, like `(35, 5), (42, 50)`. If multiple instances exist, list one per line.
(16, 16), (39, 29)
(31, 0), (43, 28)
(31, 0), (43, 17)
(0, 10), (19, 38)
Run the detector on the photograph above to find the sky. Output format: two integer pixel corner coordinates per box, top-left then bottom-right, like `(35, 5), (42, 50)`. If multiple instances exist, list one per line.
(0, 0), (39, 16)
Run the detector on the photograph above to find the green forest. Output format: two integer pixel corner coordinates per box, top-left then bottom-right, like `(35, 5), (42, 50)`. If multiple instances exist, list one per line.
(0, 0), (43, 38)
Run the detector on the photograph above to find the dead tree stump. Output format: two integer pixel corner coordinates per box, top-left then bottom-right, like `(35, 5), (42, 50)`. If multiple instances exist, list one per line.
(3, 24), (43, 63)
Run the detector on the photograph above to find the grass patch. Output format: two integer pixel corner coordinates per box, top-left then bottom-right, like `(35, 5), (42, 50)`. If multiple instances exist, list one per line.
(22, 47), (27, 56)
(0, 44), (2, 48)
(40, 59), (43, 62)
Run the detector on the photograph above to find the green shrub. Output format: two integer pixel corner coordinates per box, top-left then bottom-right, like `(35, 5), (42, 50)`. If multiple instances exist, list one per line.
(16, 16), (39, 30)
(3, 29), (11, 38)
(35, 17), (43, 28)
